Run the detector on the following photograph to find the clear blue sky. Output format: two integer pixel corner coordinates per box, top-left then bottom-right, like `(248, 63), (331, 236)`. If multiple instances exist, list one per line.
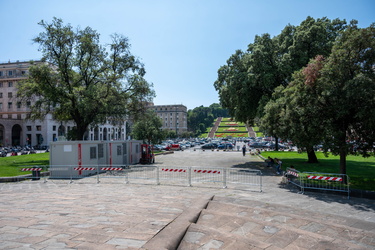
(1, 0), (374, 110)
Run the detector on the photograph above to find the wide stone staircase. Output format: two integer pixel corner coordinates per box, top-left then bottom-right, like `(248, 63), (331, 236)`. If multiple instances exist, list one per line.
(208, 117), (222, 138)
(177, 196), (375, 249)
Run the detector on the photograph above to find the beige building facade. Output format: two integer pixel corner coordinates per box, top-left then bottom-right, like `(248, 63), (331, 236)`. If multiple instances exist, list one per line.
(0, 60), (126, 147)
(149, 104), (188, 136)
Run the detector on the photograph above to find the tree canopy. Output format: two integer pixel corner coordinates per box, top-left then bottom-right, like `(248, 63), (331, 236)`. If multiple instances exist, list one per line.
(214, 16), (347, 125)
(131, 110), (165, 145)
(187, 103), (228, 136)
(18, 17), (155, 140)
(215, 16), (375, 174)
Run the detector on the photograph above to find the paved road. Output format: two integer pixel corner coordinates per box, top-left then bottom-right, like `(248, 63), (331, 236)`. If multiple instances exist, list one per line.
(0, 149), (374, 249)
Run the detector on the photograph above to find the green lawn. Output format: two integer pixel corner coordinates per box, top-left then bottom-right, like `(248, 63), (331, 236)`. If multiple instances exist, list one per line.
(261, 151), (375, 191)
(0, 153), (50, 177)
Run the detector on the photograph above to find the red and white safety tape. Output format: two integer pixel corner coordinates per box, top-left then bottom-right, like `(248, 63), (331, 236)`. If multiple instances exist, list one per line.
(74, 167), (96, 171)
(101, 168), (123, 171)
(161, 168), (186, 172)
(287, 170), (299, 177)
(307, 175), (342, 182)
(21, 168), (42, 171)
(194, 169), (221, 174)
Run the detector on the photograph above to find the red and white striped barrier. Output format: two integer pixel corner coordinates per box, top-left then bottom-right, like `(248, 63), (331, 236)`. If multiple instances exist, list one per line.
(161, 168), (186, 173)
(194, 169), (221, 174)
(74, 167), (96, 171)
(307, 175), (342, 182)
(287, 170), (299, 177)
(21, 168), (42, 171)
(101, 167), (123, 171)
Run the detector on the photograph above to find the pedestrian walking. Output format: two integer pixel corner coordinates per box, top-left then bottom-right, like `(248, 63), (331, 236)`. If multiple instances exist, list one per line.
(267, 156), (275, 168)
(274, 158), (282, 174)
(242, 145), (246, 156)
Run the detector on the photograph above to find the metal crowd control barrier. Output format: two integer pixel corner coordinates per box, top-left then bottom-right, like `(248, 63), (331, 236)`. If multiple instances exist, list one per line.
(285, 167), (350, 199)
(47, 164), (262, 191)
(20, 166), (48, 182)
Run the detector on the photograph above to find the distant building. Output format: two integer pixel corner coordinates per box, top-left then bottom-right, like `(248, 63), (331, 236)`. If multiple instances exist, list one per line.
(0, 60), (126, 147)
(149, 104), (187, 136)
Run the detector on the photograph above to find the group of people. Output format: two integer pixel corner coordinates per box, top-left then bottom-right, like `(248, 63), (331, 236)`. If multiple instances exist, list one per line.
(267, 156), (282, 175)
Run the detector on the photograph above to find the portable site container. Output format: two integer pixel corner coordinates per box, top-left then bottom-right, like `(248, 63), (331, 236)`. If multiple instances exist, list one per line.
(49, 140), (142, 179)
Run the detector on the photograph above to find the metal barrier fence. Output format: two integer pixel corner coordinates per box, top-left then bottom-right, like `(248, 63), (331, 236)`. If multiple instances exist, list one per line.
(285, 167), (350, 199)
(46, 165), (263, 191)
(19, 166), (49, 182)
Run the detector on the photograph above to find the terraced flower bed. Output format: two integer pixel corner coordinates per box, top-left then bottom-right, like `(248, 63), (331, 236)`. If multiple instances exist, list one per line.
(216, 127), (248, 133)
(215, 133), (248, 138)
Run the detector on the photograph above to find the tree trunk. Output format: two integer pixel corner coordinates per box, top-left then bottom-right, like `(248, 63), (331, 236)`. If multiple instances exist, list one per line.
(275, 136), (279, 151)
(75, 121), (88, 141)
(338, 131), (348, 183)
(306, 145), (319, 163)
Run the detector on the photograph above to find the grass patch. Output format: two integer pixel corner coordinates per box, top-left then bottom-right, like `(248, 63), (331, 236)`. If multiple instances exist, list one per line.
(260, 151), (375, 191)
(256, 132), (264, 137)
(0, 153), (49, 177)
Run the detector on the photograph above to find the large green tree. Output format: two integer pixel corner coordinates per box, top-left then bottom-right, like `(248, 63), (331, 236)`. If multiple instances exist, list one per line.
(214, 16), (346, 125)
(261, 56), (328, 163)
(131, 110), (165, 145)
(317, 22), (375, 175)
(263, 22), (375, 174)
(215, 16), (346, 155)
(17, 17), (155, 140)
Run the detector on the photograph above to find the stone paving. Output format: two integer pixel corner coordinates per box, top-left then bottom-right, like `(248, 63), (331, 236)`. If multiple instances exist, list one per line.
(0, 148), (374, 249)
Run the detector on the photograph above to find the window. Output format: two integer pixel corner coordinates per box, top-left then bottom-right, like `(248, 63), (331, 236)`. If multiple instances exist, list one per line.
(27, 126), (32, 131)
(26, 101), (31, 107)
(90, 147), (97, 159)
(8, 71), (12, 76)
(53, 126), (56, 131)
(8, 102), (12, 109)
(0, 71), (2, 76)
(8, 82), (13, 87)
(0, 103), (2, 111)
(17, 102), (21, 109)
(36, 126), (41, 131)
(117, 145), (122, 156)
(0, 93), (2, 98)
(8, 92), (12, 98)
(0, 82), (3, 87)
(21, 71), (26, 75)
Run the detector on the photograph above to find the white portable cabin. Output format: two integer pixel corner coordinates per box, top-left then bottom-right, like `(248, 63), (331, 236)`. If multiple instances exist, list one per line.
(49, 140), (142, 179)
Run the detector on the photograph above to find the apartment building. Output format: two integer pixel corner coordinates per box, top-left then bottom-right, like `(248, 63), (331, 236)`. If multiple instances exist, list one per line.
(0, 60), (126, 147)
(149, 104), (187, 136)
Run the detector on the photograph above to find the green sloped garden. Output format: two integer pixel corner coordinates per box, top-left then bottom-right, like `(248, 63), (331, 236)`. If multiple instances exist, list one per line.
(199, 117), (265, 138)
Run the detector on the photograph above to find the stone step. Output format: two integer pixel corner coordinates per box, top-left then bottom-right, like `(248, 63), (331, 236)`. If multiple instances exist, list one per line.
(204, 198), (375, 248)
(178, 196), (374, 249)
(180, 214), (366, 249)
(212, 196), (375, 233)
(194, 209), (371, 249)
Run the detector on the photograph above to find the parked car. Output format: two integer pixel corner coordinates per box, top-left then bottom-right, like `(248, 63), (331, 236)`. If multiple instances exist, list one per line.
(201, 143), (218, 149)
(217, 143), (234, 150)
(0, 151), (7, 157)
